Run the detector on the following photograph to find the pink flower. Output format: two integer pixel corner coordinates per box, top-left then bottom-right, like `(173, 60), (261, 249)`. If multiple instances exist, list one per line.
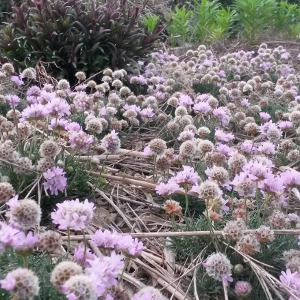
(66, 293), (78, 300)
(215, 129), (234, 143)
(179, 94), (193, 106)
(193, 102), (211, 114)
(11, 75), (24, 86)
(74, 247), (96, 267)
(70, 213), (87, 230)
(86, 252), (124, 296)
(257, 141), (276, 155)
(155, 180), (184, 195)
(280, 170), (300, 188)
(48, 118), (68, 131)
(240, 140), (256, 154)
(143, 146), (154, 156)
(173, 165), (200, 185)
(6, 94), (20, 107)
(45, 97), (70, 118)
(13, 231), (39, 251)
(241, 98), (250, 107)
(20, 104), (46, 122)
(43, 167), (67, 196)
(66, 122), (81, 132)
(216, 143), (233, 156)
(140, 107), (154, 119)
(0, 272), (16, 291)
(69, 131), (93, 152)
(259, 112), (271, 121)
(91, 229), (143, 256)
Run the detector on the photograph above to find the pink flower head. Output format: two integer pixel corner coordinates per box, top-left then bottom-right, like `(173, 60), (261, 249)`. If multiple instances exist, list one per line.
(179, 94), (193, 106)
(140, 107), (154, 119)
(278, 121), (293, 131)
(48, 118), (68, 131)
(45, 97), (70, 118)
(51, 199), (94, 231)
(143, 146), (154, 156)
(66, 122), (81, 132)
(20, 104), (46, 122)
(259, 112), (271, 121)
(11, 75), (24, 86)
(0, 272), (16, 291)
(260, 174), (284, 193)
(257, 141), (276, 155)
(69, 131), (93, 152)
(43, 167), (67, 196)
(155, 179), (184, 195)
(241, 98), (250, 107)
(280, 170), (300, 188)
(74, 246), (96, 267)
(6, 94), (20, 107)
(0, 222), (20, 252)
(174, 165), (200, 185)
(216, 143), (233, 156)
(193, 102), (211, 115)
(86, 252), (124, 296)
(240, 140), (257, 154)
(13, 231), (39, 251)
(215, 129), (234, 143)
(213, 107), (231, 126)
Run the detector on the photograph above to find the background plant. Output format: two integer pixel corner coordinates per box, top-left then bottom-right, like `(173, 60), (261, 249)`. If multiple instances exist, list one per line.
(0, 0), (163, 83)
(233, 0), (277, 43)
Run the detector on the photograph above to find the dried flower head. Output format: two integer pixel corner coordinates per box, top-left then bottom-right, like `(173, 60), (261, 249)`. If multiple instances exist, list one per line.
(50, 261), (82, 291)
(164, 200), (182, 216)
(39, 140), (60, 158)
(9, 198), (41, 230)
(235, 234), (260, 255)
(38, 230), (63, 254)
(223, 219), (246, 241)
(0, 268), (39, 300)
(148, 138), (167, 156)
(254, 225), (274, 243)
(205, 252), (233, 284)
(0, 182), (15, 203)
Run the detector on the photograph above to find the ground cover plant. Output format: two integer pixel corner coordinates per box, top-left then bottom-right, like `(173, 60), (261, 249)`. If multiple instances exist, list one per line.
(1, 41), (300, 300)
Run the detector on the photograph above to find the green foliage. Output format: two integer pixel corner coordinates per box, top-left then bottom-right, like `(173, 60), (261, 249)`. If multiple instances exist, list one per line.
(0, 251), (64, 300)
(168, 7), (193, 45)
(233, 0), (277, 43)
(144, 14), (160, 33)
(190, 0), (221, 42)
(0, 0), (163, 83)
(212, 7), (236, 39)
(275, 1), (300, 39)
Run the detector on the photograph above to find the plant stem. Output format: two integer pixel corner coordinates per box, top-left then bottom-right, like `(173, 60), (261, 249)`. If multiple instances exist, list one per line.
(184, 183), (189, 218)
(119, 257), (130, 283)
(67, 227), (71, 253)
(81, 230), (87, 267)
(286, 187), (291, 214)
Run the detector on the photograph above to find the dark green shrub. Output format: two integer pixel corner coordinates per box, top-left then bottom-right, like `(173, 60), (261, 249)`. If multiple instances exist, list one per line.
(0, 0), (163, 83)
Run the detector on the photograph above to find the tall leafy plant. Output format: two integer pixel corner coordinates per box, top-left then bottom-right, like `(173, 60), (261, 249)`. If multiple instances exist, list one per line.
(190, 0), (221, 42)
(144, 14), (160, 33)
(212, 7), (236, 40)
(233, 0), (277, 43)
(0, 0), (163, 82)
(168, 7), (193, 46)
(275, 1), (300, 39)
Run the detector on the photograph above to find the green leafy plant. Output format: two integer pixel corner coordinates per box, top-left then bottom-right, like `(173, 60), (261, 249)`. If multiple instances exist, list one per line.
(0, 0), (163, 83)
(212, 7), (236, 39)
(168, 6), (193, 46)
(275, 1), (300, 39)
(189, 0), (222, 42)
(233, 0), (277, 43)
(144, 14), (160, 33)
